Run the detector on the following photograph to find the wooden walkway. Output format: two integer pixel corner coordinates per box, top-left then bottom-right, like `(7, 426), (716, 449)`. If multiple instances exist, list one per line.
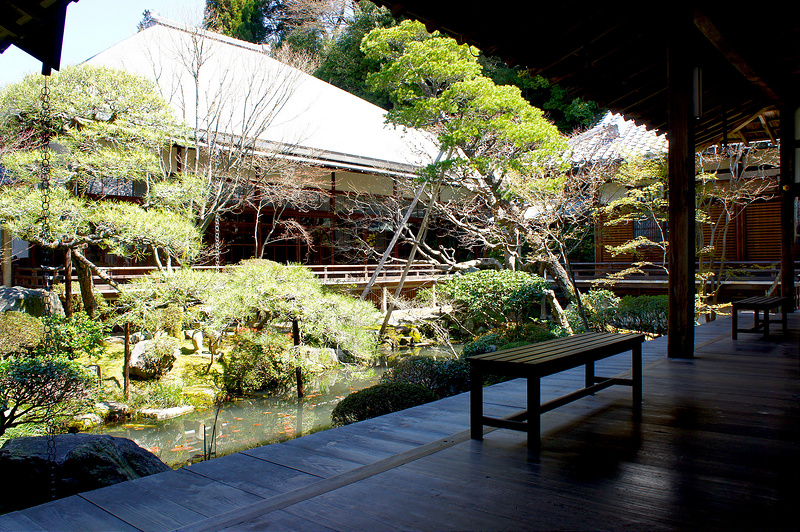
(1, 313), (797, 531)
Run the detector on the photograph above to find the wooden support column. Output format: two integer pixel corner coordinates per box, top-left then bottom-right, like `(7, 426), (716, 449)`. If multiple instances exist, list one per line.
(780, 104), (798, 309)
(1, 228), (11, 287)
(667, 6), (696, 358)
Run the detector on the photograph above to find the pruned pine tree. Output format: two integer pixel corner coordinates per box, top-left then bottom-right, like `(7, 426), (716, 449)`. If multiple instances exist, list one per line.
(0, 65), (202, 316)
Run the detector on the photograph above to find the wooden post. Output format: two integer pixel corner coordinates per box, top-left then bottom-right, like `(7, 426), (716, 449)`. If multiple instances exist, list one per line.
(292, 318), (304, 398)
(123, 323), (130, 400)
(667, 5), (696, 358)
(63, 248), (72, 318)
(1, 229), (10, 287)
(780, 104), (798, 310)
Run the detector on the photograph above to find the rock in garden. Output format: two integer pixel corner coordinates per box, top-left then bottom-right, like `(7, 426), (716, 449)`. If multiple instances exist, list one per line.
(191, 330), (204, 353)
(0, 433), (170, 514)
(294, 346), (338, 371)
(0, 286), (64, 317)
(95, 400), (131, 420)
(128, 338), (177, 379)
(139, 405), (195, 420)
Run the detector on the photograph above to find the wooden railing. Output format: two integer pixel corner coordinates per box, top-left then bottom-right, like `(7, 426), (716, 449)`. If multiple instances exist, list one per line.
(12, 260), (798, 302)
(569, 261), (797, 282)
(12, 262), (449, 294)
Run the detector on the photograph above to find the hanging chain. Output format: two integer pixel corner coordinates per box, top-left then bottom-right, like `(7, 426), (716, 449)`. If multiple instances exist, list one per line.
(40, 75), (58, 499)
(214, 213), (221, 268)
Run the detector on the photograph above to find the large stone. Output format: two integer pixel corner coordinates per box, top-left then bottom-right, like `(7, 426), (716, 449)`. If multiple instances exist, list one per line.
(0, 433), (170, 513)
(139, 405), (195, 420)
(128, 338), (177, 379)
(0, 286), (64, 317)
(293, 346), (338, 372)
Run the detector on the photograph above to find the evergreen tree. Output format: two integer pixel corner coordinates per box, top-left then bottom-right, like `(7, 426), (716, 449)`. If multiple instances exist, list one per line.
(479, 55), (602, 134)
(204, 0), (285, 44)
(313, 2), (398, 109)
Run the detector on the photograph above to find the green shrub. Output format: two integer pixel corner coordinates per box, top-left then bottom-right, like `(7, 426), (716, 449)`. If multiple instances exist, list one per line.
(0, 355), (93, 437)
(31, 312), (106, 359)
(162, 304), (184, 338)
(462, 322), (560, 357)
(330, 382), (436, 427)
(0, 311), (43, 357)
(614, 295), (669, 335)
(123, 381), (184, 410)
(461, 332), (501, 357)
(438, 270), (549, 330)
(565, 289), (621, 333)
(381, 357), (471, 399)
(223, 331), (296, 394)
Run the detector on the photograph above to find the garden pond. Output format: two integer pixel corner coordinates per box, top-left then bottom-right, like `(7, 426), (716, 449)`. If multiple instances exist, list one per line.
(93, 345), (459, 468)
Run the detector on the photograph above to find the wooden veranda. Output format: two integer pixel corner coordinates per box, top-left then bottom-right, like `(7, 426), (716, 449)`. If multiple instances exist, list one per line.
(0, 313), (796, 531)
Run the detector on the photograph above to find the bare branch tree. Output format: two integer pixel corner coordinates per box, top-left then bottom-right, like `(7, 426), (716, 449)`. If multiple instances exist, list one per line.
(137, 17), (329, 261)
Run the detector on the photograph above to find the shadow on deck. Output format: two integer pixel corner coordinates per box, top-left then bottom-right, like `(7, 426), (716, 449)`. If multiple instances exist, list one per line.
(1, 313), (798, 531)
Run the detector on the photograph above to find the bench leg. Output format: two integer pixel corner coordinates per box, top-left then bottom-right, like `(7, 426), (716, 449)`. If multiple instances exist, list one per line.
(782, 303), (788, 335)
(732, 307), (738, 340)
(632, 343), (642, 408)
(470, 365), (483, 441)
(585, 360), (595, 389)
(763, 308), (770, 339)
(527, 376), (541, 450)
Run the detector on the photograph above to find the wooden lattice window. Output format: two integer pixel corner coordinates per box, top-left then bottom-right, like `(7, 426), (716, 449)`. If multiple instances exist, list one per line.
(633, 217), (665, 243)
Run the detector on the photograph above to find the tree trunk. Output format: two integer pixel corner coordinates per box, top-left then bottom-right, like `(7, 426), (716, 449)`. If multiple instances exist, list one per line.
(64, 249), (73, 318)
(74, 254), (97, 318)
(545, 290), (573, 334)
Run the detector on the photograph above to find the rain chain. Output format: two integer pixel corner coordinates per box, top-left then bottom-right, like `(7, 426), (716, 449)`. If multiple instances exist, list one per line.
(39, 76), (58, 499)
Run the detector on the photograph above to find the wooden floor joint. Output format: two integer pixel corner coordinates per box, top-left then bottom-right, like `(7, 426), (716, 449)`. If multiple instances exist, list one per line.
(176, 430), (474, 532)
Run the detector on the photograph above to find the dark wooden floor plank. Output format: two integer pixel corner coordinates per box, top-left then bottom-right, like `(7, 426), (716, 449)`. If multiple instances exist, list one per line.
(242, 442), (363, 478)
(218, 508), (338, 532)
(185, 452), (320, 498)
(128, 468), (264, 517)
(280, 498), (406, 532)
(0, 512), (48, 532)
(0, 497), (139, 532)
(79, 481), (206, 531)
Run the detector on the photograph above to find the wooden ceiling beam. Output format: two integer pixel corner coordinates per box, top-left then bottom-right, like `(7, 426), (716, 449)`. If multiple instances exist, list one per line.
(759, 114), (777, 144)
(694, 9), (783, 105)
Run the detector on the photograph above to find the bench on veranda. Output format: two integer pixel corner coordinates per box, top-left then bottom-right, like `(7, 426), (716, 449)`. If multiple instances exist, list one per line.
(467, 331), (645, 450)
(731, 296), (791, 340)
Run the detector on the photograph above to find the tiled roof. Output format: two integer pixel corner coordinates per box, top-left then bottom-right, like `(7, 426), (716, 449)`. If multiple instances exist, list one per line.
(569, 112), (668, 164)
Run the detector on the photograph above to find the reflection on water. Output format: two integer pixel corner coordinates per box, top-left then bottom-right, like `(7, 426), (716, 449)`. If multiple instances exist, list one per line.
(96, 345), (459, 468)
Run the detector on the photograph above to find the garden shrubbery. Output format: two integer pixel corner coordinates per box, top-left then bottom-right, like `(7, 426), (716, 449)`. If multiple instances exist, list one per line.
(565, 289), (621, 333)
(0, 311), (43, 357)
(381, 356), (471, 399)
(32, 312), (107, 359)
(222, 331), (297, 394)
(330, 382), (436, 427)
(0, 355), (93, 437)
(435, 270), (549, 333)
(565, 291), (670, 335)
(614, 295), (670, 335)
(137, 335), (180, 379)
(462, 321), (561, 357)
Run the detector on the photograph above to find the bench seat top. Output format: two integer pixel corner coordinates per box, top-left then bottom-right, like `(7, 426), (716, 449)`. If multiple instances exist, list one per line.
(467, 332), (645, 376)
(732, 296), (789, 309)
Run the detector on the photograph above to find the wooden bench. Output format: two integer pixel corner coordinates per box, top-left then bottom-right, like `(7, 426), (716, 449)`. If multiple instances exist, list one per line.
(467, 332), (645, 450)
(731, 296), (790, 339)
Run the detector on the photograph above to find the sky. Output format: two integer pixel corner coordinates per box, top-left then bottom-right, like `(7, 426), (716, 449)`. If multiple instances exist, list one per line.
(1, 0), (206, 87)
